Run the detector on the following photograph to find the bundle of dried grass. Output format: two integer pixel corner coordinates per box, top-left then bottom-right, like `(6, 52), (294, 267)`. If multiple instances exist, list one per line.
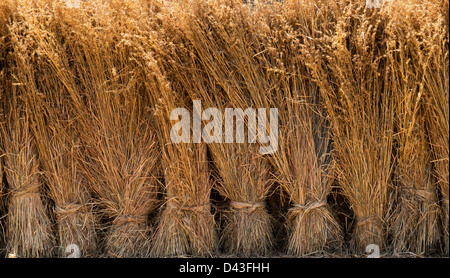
(141, 57), (217, 257)
(383, 0), (443, 255)
(390, 119), (440, 255)
(6, 1), (98, 257)
(151, 141), (216, 257)
(307, 2), (395, 253)
(420, 1), (449, 255)
(80, 100), (160, 258)
(213, 145), (273, 256)
(253, 0), (343, 256)
(130, 2), (218, 257)
(427, 81), (449, 256)
(56, 0), (161, 257)
(167, 0), (275, 255)
(0, 1), (56, 257)
(1, 100), (56, 258)
(41, 126), (98, 258)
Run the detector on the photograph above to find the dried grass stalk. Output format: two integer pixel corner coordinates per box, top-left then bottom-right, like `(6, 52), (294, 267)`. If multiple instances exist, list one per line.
(307, 2), (395, 253)
(0, 1), (56, 257)
(275, 99), (342, 256)
(46, 0), (162, 257)
(384, 1), (444, 255)
(166, 0), (275, 255)
(390, 126), (440, 254)
(151, 142), (217, 257)
(143, 54), (218, 257)
(33, 117), (98, 258)
(34, 123), (98, 258)
(428, 78), (450, 256)
(258, 0), (343, 256)
(77, 44), (160, 258)
(79, 67), (160, 258)
(418, 1), (449, 255)
(6, 2), (98, 256)
(140, 42), (218, 258)
(1, 105), (55, 257)
(130, 2), (218, 257)
(215, 145), (273, 256)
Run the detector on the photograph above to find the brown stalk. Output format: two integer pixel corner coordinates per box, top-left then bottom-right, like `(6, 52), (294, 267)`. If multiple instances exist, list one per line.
(6, 2), (99, 257)
(307, 2), (395, 253)
(0, 1), (56, 257)
(124, 1), (218, 257)
(417, 0), (449, 255)
(383, 1), (444, 255)
(257, 0), (343, 256)
(1, 99), (55, 257)
(168, 0), (275, 255)
(51, 0), (162, 257)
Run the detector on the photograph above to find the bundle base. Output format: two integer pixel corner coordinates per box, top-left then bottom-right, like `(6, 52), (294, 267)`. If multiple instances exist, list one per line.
(151, 205), (217, 257)
(287, 203), (342, 256)
(221, 202), (273, 256)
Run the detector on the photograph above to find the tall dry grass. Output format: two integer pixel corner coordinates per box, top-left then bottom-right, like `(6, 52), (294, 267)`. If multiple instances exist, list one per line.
(6, 1), (99, 257)
(382, 0), (444, 255)
(1, 96), (56, 257)
(0, 1), (56, 257)
(62, 0), (162, 257)
(129, 1), (218, 257)
(162, 0), (276, 256)
(420, 0), (449, 255)
(255, 0), (344, 255)
(0, 0), (447, 257)
(307, 1), (396, 253)
(142, 65), (218, 257)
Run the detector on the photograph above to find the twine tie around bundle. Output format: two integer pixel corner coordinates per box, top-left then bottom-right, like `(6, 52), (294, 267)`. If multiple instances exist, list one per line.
(290, 200), (327, 215)
(166, 198), (211, 214)
(9, 189), (41, 199)
(113, 214), (148, 226)
(54, 203), (84, 215)
(230, 201), (264, 213)
(180, 203), (211, 213)
(399, 187), (437, 202)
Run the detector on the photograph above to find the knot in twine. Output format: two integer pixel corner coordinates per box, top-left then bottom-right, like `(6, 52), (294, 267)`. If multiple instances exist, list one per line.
(230, 201), (264, 213)
(113, 214), (148, 226)
(165, 198), (211, 214)
(400, 187), (436, 202)
(10, 189), (40, 199)
(355, 216), (382, 227)
(289, 200), (327, 215)
(54, 203), (84, 215)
